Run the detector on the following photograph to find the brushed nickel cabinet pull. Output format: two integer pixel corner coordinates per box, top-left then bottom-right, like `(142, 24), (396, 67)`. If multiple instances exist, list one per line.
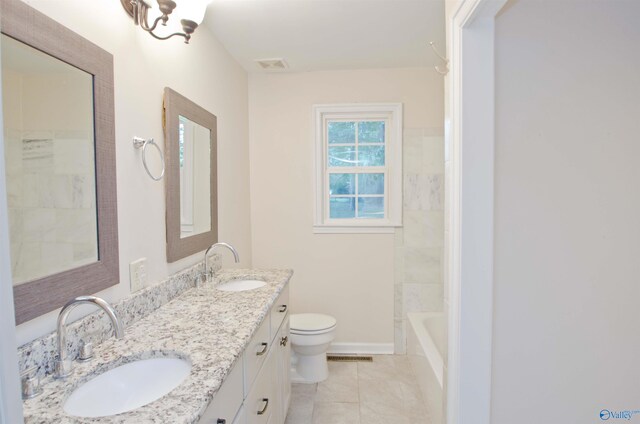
(257, 398), (269, 415)
(256, 342), (268, 356)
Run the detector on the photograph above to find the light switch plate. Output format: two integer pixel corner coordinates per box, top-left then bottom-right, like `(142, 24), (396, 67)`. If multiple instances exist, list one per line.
(129, 258), (147, 293)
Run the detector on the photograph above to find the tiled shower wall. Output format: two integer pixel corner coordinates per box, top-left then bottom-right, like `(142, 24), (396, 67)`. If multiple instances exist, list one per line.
(394, 128), (445, 354)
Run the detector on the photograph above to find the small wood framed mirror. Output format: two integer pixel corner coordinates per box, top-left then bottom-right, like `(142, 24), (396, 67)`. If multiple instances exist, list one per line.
(163, 88), (217, 262)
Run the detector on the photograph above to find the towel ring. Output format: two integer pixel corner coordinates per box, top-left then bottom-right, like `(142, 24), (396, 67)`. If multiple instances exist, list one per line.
(133, 136), (165, 181)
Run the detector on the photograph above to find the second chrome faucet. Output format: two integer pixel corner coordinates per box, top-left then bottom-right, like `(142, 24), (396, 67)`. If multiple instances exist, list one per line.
(202, 242), (240, 285)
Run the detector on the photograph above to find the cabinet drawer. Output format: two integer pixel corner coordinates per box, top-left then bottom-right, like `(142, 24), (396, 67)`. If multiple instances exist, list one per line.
(270, 285), (289, 340)
(243, 316), (271, 396)
(198, 359), (243, 424)
(245, 348), (277, 424)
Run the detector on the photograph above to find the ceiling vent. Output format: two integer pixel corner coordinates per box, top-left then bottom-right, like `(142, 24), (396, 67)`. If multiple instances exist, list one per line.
(255, 58), (288, 70)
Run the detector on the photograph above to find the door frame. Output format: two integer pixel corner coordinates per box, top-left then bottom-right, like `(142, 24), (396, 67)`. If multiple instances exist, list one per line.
(446, 1), (507, 423)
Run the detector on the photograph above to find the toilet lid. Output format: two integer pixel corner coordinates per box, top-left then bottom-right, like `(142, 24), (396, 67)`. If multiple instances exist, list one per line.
(290, 313), (337, 332)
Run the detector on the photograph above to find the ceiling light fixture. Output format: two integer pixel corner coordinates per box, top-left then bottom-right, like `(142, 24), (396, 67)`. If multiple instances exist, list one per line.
(120, 0), (210, 44)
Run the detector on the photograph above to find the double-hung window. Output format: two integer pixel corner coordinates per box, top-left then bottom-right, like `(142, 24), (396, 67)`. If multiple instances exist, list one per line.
(313, 103), (402, 233)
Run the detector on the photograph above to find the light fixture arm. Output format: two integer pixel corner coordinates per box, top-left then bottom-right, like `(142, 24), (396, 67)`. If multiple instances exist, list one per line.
(121, 0), (199, 44)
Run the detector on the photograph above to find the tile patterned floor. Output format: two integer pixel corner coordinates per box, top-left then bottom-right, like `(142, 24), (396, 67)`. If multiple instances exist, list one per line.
(285, 355), (432, 424)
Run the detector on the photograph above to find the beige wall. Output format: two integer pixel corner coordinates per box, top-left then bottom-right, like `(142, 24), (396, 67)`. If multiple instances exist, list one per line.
(492, 1), (640, 422)
(249, 68), (443, 345)
(14, 0), (251, 345)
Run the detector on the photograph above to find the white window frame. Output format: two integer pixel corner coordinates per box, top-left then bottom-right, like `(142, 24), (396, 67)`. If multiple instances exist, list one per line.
(313, 103), (403, 234)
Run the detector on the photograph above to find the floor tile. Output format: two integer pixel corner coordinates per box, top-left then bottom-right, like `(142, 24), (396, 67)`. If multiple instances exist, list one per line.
(285, 383), (317, 424)
(312, 402), (360, 424)
(315, 362), (359, 403)
(286, 355), (434, 424)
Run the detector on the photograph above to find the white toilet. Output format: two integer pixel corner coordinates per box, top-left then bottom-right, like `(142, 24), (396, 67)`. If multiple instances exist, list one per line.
(289, 313), (337, 383)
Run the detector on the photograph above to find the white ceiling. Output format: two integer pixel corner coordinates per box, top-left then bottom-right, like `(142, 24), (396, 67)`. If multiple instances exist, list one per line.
(203, 0), (446, 73)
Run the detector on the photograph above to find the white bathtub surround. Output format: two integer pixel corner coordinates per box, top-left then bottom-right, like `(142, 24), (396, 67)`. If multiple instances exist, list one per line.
(407, 312), (444, 423)
(22, 268), (292, 423)
(17, 255), (220, 380)
(394, 128), (445, 354)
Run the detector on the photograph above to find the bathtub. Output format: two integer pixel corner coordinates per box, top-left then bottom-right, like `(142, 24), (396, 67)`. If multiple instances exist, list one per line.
(407, 312), (445, 423)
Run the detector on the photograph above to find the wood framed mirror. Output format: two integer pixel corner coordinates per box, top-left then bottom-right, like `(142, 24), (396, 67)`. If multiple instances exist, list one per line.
(1, 0), (118, 324)
(163, 88), (217, 262)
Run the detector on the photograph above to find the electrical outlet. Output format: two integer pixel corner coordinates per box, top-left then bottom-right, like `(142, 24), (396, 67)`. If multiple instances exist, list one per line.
(129, 258), (147, 293)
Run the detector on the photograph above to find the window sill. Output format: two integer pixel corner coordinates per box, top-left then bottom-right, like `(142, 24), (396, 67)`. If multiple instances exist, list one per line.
(313, 225), (400, 234)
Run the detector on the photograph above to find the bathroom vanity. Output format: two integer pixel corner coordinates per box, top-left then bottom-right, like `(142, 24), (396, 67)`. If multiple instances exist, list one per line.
(200, 283), (290, 424)
(21, 269), (292, 423)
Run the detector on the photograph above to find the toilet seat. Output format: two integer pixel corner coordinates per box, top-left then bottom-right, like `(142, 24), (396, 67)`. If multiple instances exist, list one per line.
(290, 313), (337, 335)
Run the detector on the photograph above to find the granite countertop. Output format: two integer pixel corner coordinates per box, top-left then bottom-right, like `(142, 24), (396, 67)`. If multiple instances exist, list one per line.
(23, 268), (293, 424)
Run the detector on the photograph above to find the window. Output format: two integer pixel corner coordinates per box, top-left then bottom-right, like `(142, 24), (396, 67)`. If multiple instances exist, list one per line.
(313, 103), (402, 233)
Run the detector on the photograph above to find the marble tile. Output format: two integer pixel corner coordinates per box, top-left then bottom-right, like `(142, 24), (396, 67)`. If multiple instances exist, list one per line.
(54, 138), (95, 174)
(55, 209), (98, 244)
(403, 283), (444, 313)
(22, 173), (40, 208)
(404, 128), (427, 138)
(394, 247), (405, 284)
(394, 318), (406, 355)
(37, 173), (55, 208)
(403, 247), (441, 284)
(394, 227), (404, 246)
(404, 174), (443, 211)
(394, 284), (403, 319)
(312, 402), (360, 424)
(22, 208), (55, 242)
(403, 210), (427, 247)
(424, 211), (444, 249)
(5, 174), (22, 208)
(52, 175), (73, 209)
(13, 241), (41, 283)
(22, 138), (54, 173)
(315, 362), (359, 403)
(71, 174), (95, 209)
(403, 211), (444, 249)
(73, 241), (97, 262)
(422, 136), (445, 174)
(40, 242), (73, 275)
(404, 140), (423, 174)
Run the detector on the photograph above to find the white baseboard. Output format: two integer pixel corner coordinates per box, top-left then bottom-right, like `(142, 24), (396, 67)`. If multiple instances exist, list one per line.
(327, 342), (395, 355)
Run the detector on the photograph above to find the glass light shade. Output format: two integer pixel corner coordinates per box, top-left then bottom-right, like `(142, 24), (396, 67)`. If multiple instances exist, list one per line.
(174, 0), (211, 25)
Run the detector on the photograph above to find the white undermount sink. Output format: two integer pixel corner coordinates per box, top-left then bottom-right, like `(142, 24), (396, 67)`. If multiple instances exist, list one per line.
(64, 357), (191, 418)
(217, 279), (266, 292)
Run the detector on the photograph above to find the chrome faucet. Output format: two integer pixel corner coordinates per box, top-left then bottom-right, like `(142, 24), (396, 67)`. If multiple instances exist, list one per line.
(203, 242), (240, 284)
(55, 296), (124, 379)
